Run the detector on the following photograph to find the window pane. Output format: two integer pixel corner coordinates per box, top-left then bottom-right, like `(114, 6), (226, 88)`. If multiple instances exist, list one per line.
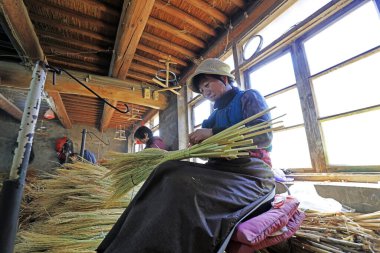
(312, 51), (380, 118)
(266, 88), (304, 127)
(304, 1), (380, 74)
(321, 109), (380, 166)
(258, 0), (331, 49)
(249, 52), (295, 95)
(223, 54), (235, 71)
(153, 129), (160, 137)
(243, 35), (262, 60)
(152, 113), (159, 127)
(193, 100), (212, 126)
(271, 127), (312, 169)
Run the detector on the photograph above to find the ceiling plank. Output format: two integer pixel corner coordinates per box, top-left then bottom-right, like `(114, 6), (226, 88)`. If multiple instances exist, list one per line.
(147, 17), (205, 48)
(0, 92), (23, 120)
(29, 13), (114, 44)
(137, 44), (188, 66)
(0, 0), (44, 62)
(185, 0), (227, 24)
(133, 55), (180, 75)
(141, 33), (196, 58)
(154, 0), (216, 37)
(99, 99), (118, 132)
(110, 0), (155, 79)
(126, 71), (156, 84)
(230, 0), (245, 9)
(48, 90), (73, 128)
(0, 61), (168, 110)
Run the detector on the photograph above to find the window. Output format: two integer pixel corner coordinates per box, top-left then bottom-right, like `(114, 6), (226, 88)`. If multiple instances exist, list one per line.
(247, 51), (312, 170)
(304, 0), (380, 75)
(192, 99), (212, 130)
(222, 53), (235, 71)
(245, 0), (332, 51)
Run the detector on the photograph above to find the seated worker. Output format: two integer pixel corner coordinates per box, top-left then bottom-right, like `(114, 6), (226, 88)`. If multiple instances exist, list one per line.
(133, 125), (167, 150)
(97, 58), (274, 253)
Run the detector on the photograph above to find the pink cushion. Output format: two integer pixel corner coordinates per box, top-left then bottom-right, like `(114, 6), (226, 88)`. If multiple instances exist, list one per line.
(228, 209), (305, 252)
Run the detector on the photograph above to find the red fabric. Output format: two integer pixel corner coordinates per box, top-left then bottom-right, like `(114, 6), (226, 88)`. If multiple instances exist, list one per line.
(227, 196), (305, 252)
(55, 137), (68, 152)
(249, 149), (272, 167)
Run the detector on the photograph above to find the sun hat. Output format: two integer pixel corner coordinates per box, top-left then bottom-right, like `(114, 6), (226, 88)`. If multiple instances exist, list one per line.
(186, 58), (235, 93)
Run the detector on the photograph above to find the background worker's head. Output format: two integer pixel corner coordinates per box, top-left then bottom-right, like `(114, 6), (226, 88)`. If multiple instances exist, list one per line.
(134, 126), (153, 144)
(187, 58), (235, 101)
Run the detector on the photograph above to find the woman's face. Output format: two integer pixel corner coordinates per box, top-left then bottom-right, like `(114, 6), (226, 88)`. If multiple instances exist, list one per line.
(136, 133), (149, 144)
(198, 75), (230, 102)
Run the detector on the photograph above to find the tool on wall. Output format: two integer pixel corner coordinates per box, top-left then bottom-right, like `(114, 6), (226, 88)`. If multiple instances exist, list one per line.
(152, 57), (181, 98)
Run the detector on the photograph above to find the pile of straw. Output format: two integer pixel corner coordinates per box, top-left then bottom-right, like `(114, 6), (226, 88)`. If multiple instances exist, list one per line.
(105, 108), (283, 199)
(15, 162), (140, 253)
(292, 211), (380, 252)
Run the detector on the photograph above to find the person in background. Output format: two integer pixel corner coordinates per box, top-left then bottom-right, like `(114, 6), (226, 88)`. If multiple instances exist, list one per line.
(97, 58), (274, 253)
(133, 125), (167, 150)
(69, 149), (97, 164)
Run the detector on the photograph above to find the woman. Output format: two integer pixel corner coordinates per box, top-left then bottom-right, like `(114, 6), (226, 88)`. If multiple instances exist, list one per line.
(134, 125), (167, 150)
(97, 58), (275, 253)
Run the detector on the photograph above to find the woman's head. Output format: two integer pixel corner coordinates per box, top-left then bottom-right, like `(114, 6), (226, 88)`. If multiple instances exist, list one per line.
(187, 58), (235, 101)
(134, 126), (153, 144)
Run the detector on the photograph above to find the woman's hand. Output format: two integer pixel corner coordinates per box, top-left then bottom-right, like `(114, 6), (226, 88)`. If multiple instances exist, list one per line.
(188, 128), (213, 146)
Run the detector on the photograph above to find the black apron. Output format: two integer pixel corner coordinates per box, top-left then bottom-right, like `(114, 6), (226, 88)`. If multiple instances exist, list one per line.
(97, 158), (275, 253)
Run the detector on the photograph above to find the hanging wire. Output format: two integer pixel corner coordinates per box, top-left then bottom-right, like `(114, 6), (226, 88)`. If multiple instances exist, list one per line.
(46, 65), (129, 114)
(87, 131), (110, 145)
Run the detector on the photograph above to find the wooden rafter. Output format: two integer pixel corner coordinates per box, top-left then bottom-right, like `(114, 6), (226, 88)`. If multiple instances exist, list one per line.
(147, 17), (205, 48)
(0, 61), (168, 110)
(0, 92), (22, 120)
(230, 0), (245, 9)
(99, 99), (118, 132)
(141, 33), (196, 58)
(126, 71), (155, 84)
(0, 0), (44, 62)
(110, 0), (155, 79)
(47, 58), (107, 75)
(129, 62), (176, 77)
(185, 0), (227, 24)
(48, 90), (72, 128)
(137, 44), (187, 66)
(27, 0), (117, 36)
(29, 13), (114, 44)
(133, 55), (180, 75)
(154, 0), (216, 36)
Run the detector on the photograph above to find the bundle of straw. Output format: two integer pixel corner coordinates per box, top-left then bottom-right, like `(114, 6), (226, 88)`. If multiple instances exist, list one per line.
(291, 211), (380, 252)
(16, 162), (140, 253)
(105, 108), (283, 199)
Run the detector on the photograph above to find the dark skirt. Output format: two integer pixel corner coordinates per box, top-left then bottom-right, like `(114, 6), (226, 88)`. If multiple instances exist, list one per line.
(97, 158), (275, 253)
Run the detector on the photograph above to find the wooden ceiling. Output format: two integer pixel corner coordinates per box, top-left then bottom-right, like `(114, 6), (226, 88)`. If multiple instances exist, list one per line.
(0, 0), (284, 131)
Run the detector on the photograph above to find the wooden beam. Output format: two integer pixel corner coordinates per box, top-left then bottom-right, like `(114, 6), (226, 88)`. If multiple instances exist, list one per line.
(99, 99), (118, 131)
(147, 17), (206, 48)
(137, 44), (188, 66)
(290, 173), (380, 183)
(47, 58), (107, 75)
(0, 0), (44, 62)
(0, 92), (22, 120)
(154, 0), (216, 36)
(0, 61), (168, 110)
(110, 0), (155, 79)
(141, 33), (196, 58)
(185, 0), (227, 24)
(47, 90), (72, 128)
(129, 62), (167, 77)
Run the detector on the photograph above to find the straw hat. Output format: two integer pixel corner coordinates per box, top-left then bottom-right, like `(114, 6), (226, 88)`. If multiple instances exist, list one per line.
(187, 58), (235, 93)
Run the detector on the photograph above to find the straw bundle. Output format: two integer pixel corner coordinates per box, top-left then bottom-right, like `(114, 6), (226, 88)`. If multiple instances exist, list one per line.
(16, 162), (140, 253)
(291, 211), (380, 252)
(105, 108), (283, 199)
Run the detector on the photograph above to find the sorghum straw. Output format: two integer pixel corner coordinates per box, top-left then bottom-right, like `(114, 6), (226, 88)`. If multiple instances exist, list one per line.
(105, 107), (283, 200)
(291, 211), (380, 253)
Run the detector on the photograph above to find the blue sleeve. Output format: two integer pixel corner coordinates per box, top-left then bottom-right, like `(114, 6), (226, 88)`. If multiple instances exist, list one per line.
(241, 90), (273, 149)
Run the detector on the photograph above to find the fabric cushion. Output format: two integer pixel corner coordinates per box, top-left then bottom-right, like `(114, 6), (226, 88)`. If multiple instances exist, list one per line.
(232, 196), (303, 245)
